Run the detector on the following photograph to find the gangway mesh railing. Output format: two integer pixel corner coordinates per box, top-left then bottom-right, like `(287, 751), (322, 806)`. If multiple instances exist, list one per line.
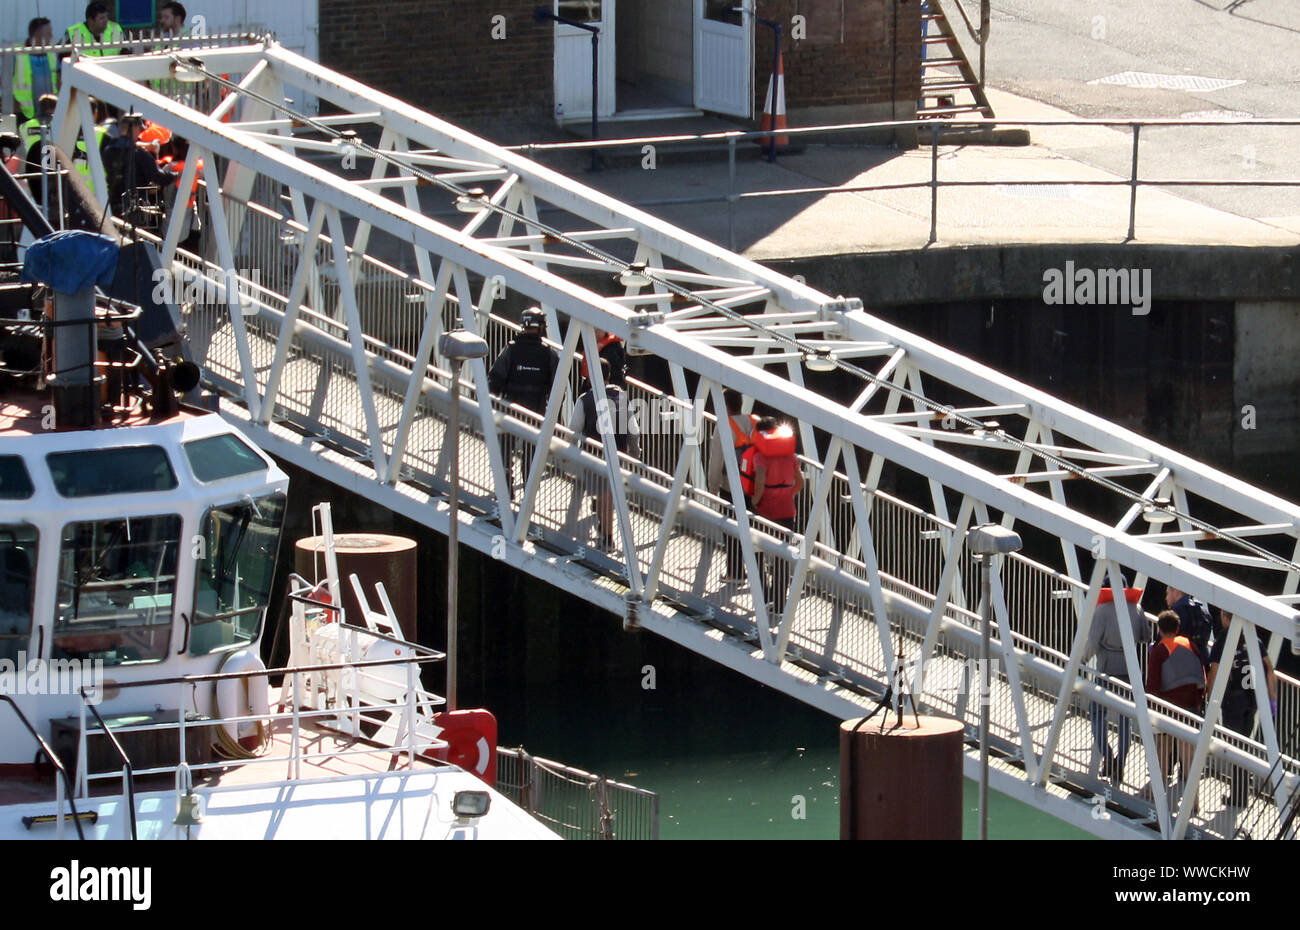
(495, 747), (659, 840)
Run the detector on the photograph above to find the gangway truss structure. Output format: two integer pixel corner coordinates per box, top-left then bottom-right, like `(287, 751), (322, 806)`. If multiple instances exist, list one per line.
(47, 39), (1300, 840)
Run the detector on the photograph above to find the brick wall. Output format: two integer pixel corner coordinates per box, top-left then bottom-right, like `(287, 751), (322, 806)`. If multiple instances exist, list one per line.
(755, 0), (921, 124)
(316, 0), (918, 127)
(318, 0), (552, 123)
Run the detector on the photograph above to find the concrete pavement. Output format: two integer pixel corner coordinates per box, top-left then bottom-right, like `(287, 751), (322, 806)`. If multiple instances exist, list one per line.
(541, 87), (1300, 261)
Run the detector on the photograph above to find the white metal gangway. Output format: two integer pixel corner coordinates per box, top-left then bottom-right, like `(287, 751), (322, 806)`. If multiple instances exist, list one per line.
(49, 40), (1300, 840)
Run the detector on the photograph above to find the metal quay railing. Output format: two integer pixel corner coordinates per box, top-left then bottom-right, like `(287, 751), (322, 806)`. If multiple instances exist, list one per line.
(496, 746), (660, 840)
(0, 32), (270, 121)
(505, 115), (1300, 248)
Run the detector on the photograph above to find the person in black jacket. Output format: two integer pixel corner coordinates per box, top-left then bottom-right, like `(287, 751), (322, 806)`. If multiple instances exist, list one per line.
(487, 307), (558, 499)
(570, 358), (640, 548)
(1165, 585), (1214, 670)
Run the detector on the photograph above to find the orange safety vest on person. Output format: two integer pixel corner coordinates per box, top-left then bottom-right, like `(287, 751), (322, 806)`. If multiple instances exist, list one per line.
(741, 422), (796, 503)
(730, 414), (759, 495)
(0, 154), (22, 220)
(1157, 635), (1204, 693)
(578, 332), (624, 379)
(1097, 586), (1142, 604)
(162, 156), (203, 208)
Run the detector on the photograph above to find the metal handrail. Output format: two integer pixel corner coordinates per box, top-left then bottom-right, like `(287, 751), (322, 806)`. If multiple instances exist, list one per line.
(0, 694), (85, 839)
(78, 689), (137, 840)
(0, 32), (272, 117)
(507, 115), (1300, 246)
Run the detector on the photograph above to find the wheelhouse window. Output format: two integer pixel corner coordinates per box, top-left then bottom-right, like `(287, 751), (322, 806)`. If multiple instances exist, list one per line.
(183, 433), (268, 483)
(47, 446), (177, 498)
(0, 525), (38, 663)
(0, 456), (34, 499)
(54, 515), (180, 665)
(190, 493), (286, 655)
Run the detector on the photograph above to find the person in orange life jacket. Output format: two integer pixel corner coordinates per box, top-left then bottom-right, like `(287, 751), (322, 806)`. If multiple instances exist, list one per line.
(578, 329), (626, 389)
(488, 307), (559, 499)
(1146, 610), (1206, 793)
(0, 134), (23, 263)
(1082, 573), (1149, 784)
(157, 135), (203, 252)
(1165, 584), (1214, 670)
(749, 416), (804, 615)
(570, 358), (641, 548)
(101, 114), (180, 224)
(1207, 609), (1278, 805)
(707, 389), (757, 582)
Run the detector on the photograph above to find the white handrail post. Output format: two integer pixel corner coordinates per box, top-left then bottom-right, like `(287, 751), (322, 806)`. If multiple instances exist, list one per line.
(178, 686), (187, 769)
(348, 625), (360, 738)
(55, 772), (65, 841)
(291, 671), (302, 781)
(405, 659), (417, 767)
(121, 764), (131, 840)
(77, 700), (89, 798)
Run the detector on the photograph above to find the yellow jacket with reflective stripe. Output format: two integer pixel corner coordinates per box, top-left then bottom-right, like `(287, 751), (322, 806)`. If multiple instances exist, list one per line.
(65, 21), (125, 55)
(13, 51), (60, 121)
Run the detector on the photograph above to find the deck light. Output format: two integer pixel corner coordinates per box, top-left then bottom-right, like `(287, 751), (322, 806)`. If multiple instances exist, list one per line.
(453, 790), (491, 821)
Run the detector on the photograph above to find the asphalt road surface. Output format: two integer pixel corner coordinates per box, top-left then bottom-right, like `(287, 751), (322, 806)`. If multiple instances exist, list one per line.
(982, 0), (1300, 223)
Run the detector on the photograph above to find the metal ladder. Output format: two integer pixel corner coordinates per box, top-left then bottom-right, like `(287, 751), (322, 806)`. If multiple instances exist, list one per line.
(919, 0), (994, 120)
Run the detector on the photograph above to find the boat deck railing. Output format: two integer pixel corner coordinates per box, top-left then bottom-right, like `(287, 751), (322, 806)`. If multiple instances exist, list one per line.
(66, 627), (448, 836)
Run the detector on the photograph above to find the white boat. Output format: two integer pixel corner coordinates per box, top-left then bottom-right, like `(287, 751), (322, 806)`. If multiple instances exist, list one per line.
(0, 228), (556, 840)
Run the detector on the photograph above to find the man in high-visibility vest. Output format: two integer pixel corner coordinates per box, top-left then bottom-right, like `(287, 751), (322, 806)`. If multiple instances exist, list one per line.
(12, 18), (58, 122)
(159, 1), (189, 37)
(60, 2), (126, 70)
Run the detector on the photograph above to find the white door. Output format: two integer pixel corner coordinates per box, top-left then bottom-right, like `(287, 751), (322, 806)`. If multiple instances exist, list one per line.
(553, 0), (616, 121)
(694, 0), (753, 117)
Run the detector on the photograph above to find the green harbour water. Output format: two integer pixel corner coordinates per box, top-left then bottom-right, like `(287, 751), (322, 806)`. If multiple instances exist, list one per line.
(480, 659), (1095, 840)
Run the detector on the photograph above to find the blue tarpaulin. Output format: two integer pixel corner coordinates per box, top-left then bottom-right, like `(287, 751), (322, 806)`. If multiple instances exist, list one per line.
(21, 230), (120, 294)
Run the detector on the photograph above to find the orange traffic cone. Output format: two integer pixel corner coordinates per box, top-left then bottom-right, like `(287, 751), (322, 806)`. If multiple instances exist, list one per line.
(759, 50), (788, 150)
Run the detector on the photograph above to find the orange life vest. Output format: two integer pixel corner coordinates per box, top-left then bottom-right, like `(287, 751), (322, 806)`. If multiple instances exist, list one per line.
(729, 414), (758, 495)
(578, 332), (624, 379)
(162, 156), (203, 208)
(1098, 586), (1142, 604)
(739, 423), (796, 496)
(1157, 634), (1204, 693)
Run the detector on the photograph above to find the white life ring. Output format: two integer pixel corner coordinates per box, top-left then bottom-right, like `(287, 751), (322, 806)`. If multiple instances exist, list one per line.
(215, 649), (271, 752)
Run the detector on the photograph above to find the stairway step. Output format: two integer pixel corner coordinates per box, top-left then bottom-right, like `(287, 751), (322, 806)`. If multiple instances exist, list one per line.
(921, 58), (965, 68)
(921, 35), (954, 44)
(921, 82), (979, 93)
(921, 12), (945, 20)
(917, 105), (990, 117)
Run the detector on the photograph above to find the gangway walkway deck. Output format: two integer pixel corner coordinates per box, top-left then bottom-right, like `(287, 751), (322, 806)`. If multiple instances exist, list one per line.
(48, 40), (1300, 839)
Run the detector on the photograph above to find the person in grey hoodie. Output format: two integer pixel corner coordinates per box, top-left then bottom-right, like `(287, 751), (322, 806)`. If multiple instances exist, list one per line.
(1082, 573), (1151, 784)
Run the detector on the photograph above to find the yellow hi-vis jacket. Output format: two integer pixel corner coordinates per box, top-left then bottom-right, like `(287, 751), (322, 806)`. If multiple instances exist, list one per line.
(65, 20), (125, 55)
(20, 118), (102, 198)
(12, 51), (59, 121)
